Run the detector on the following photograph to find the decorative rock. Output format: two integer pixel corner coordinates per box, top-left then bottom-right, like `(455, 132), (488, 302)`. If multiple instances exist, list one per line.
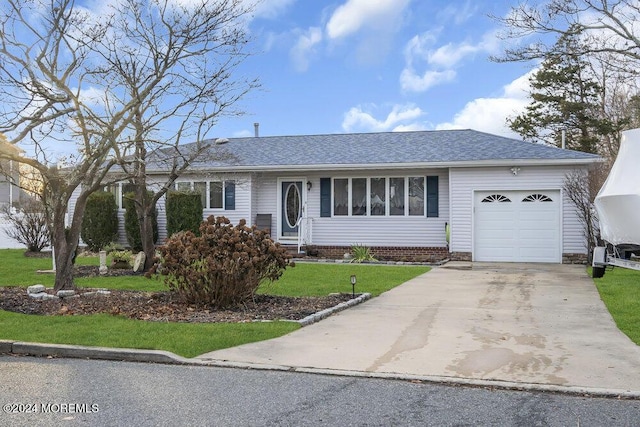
(27, 285), (45, 295)
(56, 290), (76, 298)
(96, 290), (111, 296)
(28, 292), (47, 300)
(133, 252), (146, 272)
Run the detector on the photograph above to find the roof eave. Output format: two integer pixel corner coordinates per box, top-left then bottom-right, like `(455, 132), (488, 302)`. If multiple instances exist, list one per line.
(145, 157), (601, 174)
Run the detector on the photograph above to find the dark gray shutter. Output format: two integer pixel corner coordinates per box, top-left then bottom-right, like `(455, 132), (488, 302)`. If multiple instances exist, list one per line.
(426, 176), (438, 217)
(224, 181), (235, 210)
(320, 178), (331, 217)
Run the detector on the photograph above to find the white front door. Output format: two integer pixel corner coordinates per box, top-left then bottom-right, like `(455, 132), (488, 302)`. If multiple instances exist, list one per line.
(474, 190), (561, 263)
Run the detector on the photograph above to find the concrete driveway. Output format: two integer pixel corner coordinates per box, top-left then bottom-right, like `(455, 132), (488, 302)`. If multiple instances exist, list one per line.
(198, 263), (640, 393)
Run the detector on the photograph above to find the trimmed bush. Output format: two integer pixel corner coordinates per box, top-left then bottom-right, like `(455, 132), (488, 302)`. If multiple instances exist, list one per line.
(123, 192), (159, 252)
(152, 216), (292, 308)
(166, 190), (203, 237)
(80, 191), (118, 252)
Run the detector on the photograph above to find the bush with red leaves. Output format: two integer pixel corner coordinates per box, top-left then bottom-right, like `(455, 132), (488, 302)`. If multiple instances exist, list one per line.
(151, 216), (292, 308)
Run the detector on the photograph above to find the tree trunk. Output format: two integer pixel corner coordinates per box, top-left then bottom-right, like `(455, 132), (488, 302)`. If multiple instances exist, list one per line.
(140, 207), (156, 271)
(53, 250), (76, 291)
(52, 225), (78, 292)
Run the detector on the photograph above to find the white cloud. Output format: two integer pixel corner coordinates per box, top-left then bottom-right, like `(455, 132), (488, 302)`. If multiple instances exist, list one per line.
(400, 68), (456, 92)
(401, 27), (503, 93)
(326, 0), (410, 40)
(290, 27), (323, 72)
(342, 103), (426, 133)
(436, 0), (478, 25)
(435, 71), (533, 137)
(252, 0), (296, 19)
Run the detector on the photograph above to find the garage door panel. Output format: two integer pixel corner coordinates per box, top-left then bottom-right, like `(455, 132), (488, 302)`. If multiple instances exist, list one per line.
(474, 190), (561, 263)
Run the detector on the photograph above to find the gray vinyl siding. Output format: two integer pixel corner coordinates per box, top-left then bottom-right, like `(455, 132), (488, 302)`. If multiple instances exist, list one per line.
(256, 169), (449, 247)
(449, 165), (587, 256)
(254, 174), (278, 233)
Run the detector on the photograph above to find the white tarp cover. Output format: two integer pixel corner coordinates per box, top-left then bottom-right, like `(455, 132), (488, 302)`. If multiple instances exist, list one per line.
(595, 128), (640, 246)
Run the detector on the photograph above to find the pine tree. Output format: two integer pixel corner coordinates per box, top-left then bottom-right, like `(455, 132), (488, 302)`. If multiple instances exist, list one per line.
(508, 29), (612, 154)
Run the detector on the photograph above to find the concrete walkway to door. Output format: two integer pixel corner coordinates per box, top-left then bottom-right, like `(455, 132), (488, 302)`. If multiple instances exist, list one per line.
(198, 263), (640, 395)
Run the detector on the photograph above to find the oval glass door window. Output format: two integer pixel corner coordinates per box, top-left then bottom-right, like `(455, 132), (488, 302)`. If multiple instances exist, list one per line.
(285, 183), (301, 228)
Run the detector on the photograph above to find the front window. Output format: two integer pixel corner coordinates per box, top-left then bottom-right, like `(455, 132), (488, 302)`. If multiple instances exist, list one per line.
(351, 178), (366, 216)
(370, 178), (386, 216)
(389, 177), (405, 215)
(333, 178), (348, 216)
(408, 177), (425, 216)
(332, 176), (430, 217)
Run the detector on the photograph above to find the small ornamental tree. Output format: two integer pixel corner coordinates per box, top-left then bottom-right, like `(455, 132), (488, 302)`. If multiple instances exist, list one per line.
(80, 191), (118, 252)
(166, 190), (203, 237)
(123, 192), (158, 252)
(151, 216), (292, 308)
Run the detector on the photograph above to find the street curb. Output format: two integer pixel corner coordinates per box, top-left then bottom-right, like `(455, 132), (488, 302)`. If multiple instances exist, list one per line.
(1, 340), (191, 364)
(195, 360), (640, 399)
(3, 339), (638, 399)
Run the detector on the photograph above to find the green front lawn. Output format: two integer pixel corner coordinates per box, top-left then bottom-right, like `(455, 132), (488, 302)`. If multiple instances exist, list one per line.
(0, 311), (299, 358)
(0, 250), (429, 357)
(261, 262), (430, 297)
(593, 267), (640, 345)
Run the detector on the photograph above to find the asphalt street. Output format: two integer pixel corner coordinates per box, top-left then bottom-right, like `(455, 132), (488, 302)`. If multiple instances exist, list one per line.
(1, 356), (639, 426)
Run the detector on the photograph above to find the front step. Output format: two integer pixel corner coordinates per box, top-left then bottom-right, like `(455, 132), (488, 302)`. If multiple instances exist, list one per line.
(281, 244), (304, 257)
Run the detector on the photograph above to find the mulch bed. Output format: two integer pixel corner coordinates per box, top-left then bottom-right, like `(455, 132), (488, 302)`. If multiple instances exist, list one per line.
(0, 266), (354, 323)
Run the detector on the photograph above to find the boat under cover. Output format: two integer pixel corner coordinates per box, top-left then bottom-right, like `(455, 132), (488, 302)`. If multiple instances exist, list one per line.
(594, 128), (640, 247)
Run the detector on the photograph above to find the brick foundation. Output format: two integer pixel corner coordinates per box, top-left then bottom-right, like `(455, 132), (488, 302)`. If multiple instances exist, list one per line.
(293, 246), (587, 264)
(562, 253), (588, 264)
(449, 252), (472, 262)
(301, 245), (450, 263)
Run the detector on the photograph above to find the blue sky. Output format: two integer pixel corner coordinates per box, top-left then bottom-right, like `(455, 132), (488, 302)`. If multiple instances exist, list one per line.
(217, 0), (537, 139)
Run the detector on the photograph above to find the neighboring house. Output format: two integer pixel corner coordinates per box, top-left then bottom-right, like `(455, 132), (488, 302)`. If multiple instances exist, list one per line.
(0, 141), (25, 249)
(73, 129), (600, 263)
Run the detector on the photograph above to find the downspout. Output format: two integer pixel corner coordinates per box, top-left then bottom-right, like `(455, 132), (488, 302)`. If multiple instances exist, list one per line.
(8, 159), (13, 209)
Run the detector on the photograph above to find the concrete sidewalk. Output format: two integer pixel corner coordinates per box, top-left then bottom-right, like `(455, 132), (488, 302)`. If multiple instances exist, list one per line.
(198, 263), (640, 395)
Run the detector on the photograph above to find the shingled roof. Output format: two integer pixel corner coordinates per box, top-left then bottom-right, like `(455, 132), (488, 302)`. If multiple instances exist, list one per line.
(151, 129), (600, 172)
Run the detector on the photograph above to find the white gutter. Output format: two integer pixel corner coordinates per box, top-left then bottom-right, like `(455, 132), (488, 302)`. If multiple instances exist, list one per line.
(145, 157), (602, 174)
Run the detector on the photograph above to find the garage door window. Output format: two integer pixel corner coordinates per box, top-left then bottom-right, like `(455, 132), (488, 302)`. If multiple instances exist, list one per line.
(522, 193), (553, 202)
(481, 194), (511, 203)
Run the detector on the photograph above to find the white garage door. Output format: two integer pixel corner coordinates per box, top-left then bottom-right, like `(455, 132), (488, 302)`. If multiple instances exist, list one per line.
(474, 190), (561, 263)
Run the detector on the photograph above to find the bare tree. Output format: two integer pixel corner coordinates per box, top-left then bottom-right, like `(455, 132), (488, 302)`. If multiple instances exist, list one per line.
(494, 0), (640, 69)
(1, 198), (51, 252)
(0, 0), (256, 287)
(0, 0), (124, 290)
(564, 162), (610, 260)
(102, 0), (255, 271)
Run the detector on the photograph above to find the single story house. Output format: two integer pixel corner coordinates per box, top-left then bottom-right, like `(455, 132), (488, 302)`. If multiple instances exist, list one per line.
(76, 129), (600, 263)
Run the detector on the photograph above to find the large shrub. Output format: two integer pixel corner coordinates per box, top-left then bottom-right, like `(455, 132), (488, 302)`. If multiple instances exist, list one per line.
(166, 190), (202, 237)
(80, 191), (118, 252)
(152, 216), (292, 308)
(123, 192), (159, 252)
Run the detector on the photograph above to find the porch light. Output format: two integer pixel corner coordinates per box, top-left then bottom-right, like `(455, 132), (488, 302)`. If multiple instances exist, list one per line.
(510, 167), (521, 176)
(350, 274), (356, 298)
(307, 180), (313, 191)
